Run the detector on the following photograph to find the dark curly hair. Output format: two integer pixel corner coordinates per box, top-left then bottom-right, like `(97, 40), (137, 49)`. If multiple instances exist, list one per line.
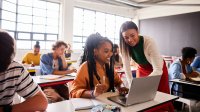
(0, 30), (15, 72)
(181, 47), (197, 60)
(34, 41), (40, 48)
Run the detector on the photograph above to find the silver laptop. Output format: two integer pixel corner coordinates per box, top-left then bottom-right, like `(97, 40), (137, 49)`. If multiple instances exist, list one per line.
(108, 75), (161, 107)
(70, 53), (81, 61)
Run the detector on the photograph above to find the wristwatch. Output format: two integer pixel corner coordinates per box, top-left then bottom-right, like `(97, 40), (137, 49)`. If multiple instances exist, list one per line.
(3, 105), (12, 112)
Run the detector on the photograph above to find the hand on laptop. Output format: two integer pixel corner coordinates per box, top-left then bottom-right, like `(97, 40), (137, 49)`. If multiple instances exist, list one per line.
(94, 84), (106, 97)
(118, 87), (129, 96)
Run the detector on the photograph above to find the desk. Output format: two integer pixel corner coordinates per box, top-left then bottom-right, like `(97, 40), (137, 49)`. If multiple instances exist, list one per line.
(170, 79), (200, 99)
(32, 75), (75, 87)
(170, 79), (200, 87)
(46, 92), (178, 112)
(46, 100), (74, 112)
(66, 59), (77, 63)
(91, 92), (178, 112)
(27, 66), (40, 76)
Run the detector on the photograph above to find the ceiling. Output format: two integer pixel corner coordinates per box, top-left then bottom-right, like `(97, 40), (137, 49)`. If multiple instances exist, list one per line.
(78, 0), (200, 9)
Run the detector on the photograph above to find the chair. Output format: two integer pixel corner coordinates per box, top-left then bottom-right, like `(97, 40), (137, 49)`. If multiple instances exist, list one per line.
(171, 82), (198, 112)
(163, 56), (173, 69)
(176, 97), (197, 112)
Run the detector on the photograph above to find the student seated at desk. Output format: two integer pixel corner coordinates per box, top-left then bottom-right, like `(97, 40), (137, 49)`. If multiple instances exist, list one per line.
(22, 41), (41, 66)
(169, 47), (200, 99)
(40, 41), (76, 103)
(0, 30), (47, 112)
(70, 33), (128, 98)
(113, 44), (123, 69)
(65, 43), (72, 58)
(191, 56), (200, 73)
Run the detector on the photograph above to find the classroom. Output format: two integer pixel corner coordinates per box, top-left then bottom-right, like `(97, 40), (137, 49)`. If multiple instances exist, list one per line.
(0, 0), (200, 112)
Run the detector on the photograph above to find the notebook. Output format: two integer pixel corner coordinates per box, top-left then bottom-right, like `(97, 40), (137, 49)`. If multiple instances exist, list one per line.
(108, 75), (161, 107)
(71, 98), (104, 110)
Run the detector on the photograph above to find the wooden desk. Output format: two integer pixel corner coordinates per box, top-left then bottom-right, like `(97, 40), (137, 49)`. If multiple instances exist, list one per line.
(46, 92), (178, 112)
(32, 75), (75, 87)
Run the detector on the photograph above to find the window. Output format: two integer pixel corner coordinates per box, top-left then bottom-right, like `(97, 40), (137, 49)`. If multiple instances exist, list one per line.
(73, 7), (131, 49)
(0, 0), (60, 49)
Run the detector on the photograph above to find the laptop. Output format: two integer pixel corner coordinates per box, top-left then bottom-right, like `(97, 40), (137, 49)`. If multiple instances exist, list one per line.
(108, 75), (161, 107)
(70, 53), (81, 61)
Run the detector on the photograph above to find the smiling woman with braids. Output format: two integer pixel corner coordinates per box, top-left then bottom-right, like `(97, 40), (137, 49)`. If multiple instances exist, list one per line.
(70, 33), (128, 98)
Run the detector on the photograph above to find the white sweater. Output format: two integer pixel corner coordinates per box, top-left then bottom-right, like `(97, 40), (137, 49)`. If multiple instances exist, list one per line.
(121, 36), (163, 87)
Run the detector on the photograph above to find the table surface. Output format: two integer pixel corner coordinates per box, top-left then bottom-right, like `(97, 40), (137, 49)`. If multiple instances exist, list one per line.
(46, 91), (178, 112)
(32, 75), (75, 87)
(170, 79), (200, 87)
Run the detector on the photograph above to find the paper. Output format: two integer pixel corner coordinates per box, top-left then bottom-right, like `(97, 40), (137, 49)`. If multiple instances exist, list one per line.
(71, 98), (103, 110)
(39, 75), (66, 80)
(65, 73), (76, 77)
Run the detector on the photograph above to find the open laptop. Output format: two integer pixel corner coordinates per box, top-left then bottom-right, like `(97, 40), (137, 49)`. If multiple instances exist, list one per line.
(108, 75), (161, 107)
(70, 53), (81, 61)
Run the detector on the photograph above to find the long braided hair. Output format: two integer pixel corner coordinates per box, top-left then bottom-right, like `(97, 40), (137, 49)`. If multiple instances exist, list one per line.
(81, 33), (115, 92)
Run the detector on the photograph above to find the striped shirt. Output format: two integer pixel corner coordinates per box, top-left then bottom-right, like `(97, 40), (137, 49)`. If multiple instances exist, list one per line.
(0, 61), (40, 106)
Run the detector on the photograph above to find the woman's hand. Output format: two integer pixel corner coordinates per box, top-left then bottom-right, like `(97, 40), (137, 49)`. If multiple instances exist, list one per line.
(118, 87), (129, 96)
(93, 84), (106, 97)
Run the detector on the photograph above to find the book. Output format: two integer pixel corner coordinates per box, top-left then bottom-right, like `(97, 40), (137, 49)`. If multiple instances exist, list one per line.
(71, 98), (104, 110)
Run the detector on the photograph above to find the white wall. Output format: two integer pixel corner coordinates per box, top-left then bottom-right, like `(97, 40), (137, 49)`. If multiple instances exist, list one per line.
(136, 0), (200, 20)
(73, 0), (135, 18)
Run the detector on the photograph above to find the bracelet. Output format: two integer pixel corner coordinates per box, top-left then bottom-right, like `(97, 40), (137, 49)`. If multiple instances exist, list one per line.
(3, 105), (12, 112)
(90, 90), (95, 99)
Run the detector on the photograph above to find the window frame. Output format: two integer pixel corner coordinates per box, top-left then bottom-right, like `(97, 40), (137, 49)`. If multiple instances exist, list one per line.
(0, 0), (60, 50)
(73, 6), (132, 50)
